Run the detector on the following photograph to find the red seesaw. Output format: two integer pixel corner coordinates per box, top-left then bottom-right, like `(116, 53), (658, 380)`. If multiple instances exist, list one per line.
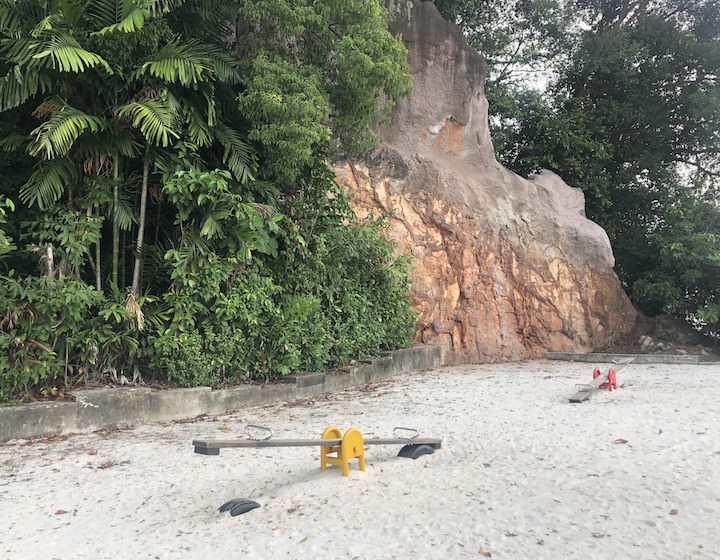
(569, 367), (619, 403)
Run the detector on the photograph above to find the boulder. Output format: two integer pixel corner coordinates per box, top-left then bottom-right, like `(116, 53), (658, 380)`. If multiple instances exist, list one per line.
(337, 1), (638, 363)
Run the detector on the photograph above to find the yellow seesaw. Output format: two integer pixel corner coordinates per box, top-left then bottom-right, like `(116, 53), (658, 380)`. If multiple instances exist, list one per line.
(193, 425), (442, 476)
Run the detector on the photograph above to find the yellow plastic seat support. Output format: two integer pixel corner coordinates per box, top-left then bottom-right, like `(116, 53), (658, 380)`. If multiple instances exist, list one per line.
(320, 426), (365, 477)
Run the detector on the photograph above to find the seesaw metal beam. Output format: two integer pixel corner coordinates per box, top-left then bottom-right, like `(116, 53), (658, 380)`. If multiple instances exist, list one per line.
(192, 437), (442, 455)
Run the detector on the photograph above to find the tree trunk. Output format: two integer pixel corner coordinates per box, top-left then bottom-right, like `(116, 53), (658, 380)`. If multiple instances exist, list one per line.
(89, 196), (101, 291)
(112, 153), (119, 287)
(131, 156), (151, 296)
(95, 212), (102, 291)
(44, 243), (54, 279)
(121, 229), (126, 289)
(154, 198), (162, 245)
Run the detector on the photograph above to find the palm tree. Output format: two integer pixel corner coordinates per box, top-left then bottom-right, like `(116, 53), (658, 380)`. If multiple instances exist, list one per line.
(0, 0), (256, 295)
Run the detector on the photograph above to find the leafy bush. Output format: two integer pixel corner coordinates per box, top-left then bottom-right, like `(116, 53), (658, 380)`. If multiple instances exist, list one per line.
(0, 274), (143, 400)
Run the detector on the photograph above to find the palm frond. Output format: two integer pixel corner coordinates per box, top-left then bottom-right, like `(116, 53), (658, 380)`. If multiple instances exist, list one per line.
(147, 0), (187, 17)
(0, 64), (53, 111)
(212, 124), (256, 184)
(203, 45), (241, 85)
(171, 0), (235, 41)
(113, 196), (137, 230)
(20, 156), (77, 209)
(28, 99), (108, 159)
(0, 0), (42, 38)
(137, 40), (240, 88)
(30, 12), (62, 37)
(88, 0), (150, 36)
(0, 133), (29, 152)
(136, 40), (212, 87)
(33, 31), (113, 74)
(200, 212), (226, 239)
(185, 109), (212, 146)
(105, 182), (137, 230)
(73, 127), (140, 159)
(0, 0), (23, 36)
(115, 95), (180, 147)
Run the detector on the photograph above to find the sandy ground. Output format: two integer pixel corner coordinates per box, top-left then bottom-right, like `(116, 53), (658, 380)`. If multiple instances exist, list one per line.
(1, 360), (719, 560)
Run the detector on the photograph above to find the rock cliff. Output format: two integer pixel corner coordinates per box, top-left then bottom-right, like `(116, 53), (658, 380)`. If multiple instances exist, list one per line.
(337, 0), (639, 363)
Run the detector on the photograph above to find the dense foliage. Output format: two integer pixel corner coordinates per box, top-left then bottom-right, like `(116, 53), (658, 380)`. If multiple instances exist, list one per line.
(438, 0), (720, 335)
(0, 0), (415, 401)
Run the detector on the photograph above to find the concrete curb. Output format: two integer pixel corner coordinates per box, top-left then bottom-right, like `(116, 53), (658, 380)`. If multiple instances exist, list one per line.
(0, 345), (445, 443)
(545, 352), (701, 364)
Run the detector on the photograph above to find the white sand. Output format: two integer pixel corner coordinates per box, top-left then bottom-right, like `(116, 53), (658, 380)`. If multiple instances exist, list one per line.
(1, 360), (719, 559)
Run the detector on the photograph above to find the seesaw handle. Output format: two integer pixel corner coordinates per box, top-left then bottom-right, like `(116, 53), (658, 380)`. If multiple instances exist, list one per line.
(245, 425), (274, 441)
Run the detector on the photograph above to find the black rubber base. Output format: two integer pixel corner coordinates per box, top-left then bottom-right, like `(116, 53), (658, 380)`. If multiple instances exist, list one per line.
(195, 446), (220, 455)
(397, 444), (436, 459)
(219, 498), (261, 517)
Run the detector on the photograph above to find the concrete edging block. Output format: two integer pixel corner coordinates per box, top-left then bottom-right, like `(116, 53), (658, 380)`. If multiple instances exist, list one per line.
(545, 352), (701, 364)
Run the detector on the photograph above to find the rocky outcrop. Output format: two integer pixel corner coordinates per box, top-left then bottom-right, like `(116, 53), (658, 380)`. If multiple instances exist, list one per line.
(337, 1), (638, 363)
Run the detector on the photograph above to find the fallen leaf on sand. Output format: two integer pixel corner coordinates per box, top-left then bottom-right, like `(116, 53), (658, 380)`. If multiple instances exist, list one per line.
(479, 546), (492, 557)
(55, 509), (69, 515)
(298, 536), (308, 544)
(537, 539), (544, 545)
(613, 438), (629, 444)
(96, 460), (130, 469)
(670, 509), (679, 515)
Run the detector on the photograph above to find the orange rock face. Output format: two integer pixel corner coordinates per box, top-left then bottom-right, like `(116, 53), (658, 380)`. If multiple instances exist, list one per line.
(336, 1), (638, 363)
(339, 161), (637, 363)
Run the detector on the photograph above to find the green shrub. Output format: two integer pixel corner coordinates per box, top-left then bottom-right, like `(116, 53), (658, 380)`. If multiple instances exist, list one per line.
(0, 274), (143, 400)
